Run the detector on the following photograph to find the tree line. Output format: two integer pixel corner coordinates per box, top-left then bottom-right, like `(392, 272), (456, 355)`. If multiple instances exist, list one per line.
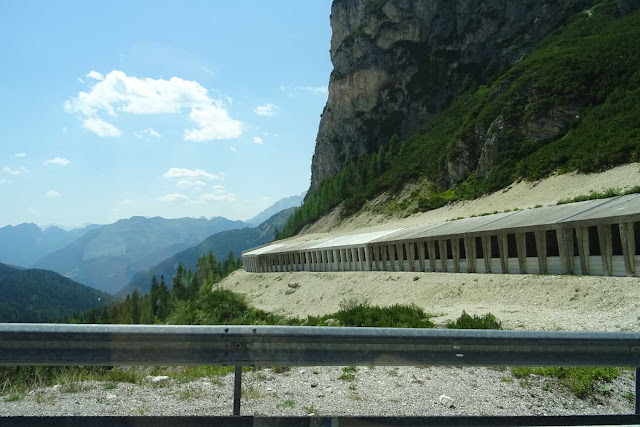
(70, 251), (243, 324)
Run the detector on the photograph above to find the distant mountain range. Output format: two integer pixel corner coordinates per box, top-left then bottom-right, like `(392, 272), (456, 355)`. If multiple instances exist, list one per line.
(0, 193), (302, 296)
(119, 207), (295, 297)
(0, 223), (101, 267)
(32, 216), (248, 294)
(246, 192), (306, 225)
(0, 262), (112, 322)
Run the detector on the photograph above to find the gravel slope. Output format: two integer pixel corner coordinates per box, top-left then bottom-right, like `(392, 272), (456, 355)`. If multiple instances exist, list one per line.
(1, 366), (634, 416)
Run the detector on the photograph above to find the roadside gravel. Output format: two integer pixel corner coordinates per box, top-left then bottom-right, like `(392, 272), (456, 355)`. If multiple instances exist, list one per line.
(1, 366), (634, 416)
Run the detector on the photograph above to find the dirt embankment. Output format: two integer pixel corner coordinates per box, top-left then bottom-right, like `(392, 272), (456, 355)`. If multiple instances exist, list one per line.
(220, 270), (640, 332)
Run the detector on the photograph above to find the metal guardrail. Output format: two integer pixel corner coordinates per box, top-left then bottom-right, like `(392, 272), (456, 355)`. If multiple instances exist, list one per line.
(1, 324), (639, 423)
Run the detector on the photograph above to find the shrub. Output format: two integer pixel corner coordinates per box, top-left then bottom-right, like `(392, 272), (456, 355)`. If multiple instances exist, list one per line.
(446, 311), (503, 329)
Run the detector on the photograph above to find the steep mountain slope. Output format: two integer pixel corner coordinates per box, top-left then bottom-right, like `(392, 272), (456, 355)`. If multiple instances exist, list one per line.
(120, 208), (295, 296)
(0, 262), (111, 322)
(0, 223), (100, 267)
(311, 0), (596, 189)
(281, 0), (640, 238)
(246, 192), (306, 225)
(33, 216), (248, 294)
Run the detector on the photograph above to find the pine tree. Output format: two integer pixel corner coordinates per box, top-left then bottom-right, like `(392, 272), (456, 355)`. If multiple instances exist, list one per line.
(131, 290), (141, 324)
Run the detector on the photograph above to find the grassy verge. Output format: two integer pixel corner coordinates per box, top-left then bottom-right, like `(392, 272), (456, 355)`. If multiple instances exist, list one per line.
(510, 367), (623, 399)
(557, 185), (640, 205)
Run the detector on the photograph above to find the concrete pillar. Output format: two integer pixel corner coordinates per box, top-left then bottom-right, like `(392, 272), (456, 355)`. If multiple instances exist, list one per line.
(497, 234), (508, 274)
(364, 246), (372, 271)
(427, 241), (436, 272)
(388, 245), (396, 272)
(575, 227), (590, 275)
(619, 222), (636, 277)
(438, 240), (448, 272)
(408, 242), (416, 272)
(557, 227), (575, 275)
(417, 242), (425, 272)
(464, 237), (475, 273)
(597, 224), (613, 276)
(305, 251), (311, 271)
(451, 239), (460, 273)
(394, 243), (404, 271)
(324, 250), (330, 271)
(515, 232), (527, 274)
(350, 248), (357, 271)
(342, 248), (348, 271)
(381, 245), (388, 271)
(333, 249), (340, 271)
(534, 231), (548, 274)
(357, 247), (365, 271)
(482, 236), (491, 273)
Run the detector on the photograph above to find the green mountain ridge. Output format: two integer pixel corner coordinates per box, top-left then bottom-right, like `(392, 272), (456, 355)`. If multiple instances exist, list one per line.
(0, 262), (112, 323)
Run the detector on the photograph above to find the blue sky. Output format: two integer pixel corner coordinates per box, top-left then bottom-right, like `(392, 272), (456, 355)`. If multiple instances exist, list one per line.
(0, 0), (332, 227)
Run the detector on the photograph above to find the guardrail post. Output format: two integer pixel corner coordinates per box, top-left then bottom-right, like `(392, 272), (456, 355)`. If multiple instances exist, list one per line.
(233, 365), (242, 416)
(635, 366), (640, 415)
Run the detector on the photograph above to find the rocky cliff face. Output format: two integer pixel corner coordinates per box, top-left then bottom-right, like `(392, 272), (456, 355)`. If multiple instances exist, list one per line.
(310, 0), (594, 189)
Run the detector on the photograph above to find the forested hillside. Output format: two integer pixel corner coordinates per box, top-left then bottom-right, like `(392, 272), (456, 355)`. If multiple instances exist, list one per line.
(0, 263), (111, 322)
(71, 252), (243, 325)
(280, 0), (640, 238)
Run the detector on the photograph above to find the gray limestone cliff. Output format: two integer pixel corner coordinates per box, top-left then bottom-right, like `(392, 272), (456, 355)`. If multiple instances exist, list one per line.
(310, 0), (595, 189)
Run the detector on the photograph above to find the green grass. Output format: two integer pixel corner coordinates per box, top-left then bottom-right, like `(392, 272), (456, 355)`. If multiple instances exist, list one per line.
(176, 386), (206, 401)
(557, 185), (640, 205)
(303, 404), (318, 415)
(338, 366), (358, 381)
(170, 366), (234, 383)
(3, 392), (25, 402)
(510, 367), (621, 398)
(281, 399), (295, 408)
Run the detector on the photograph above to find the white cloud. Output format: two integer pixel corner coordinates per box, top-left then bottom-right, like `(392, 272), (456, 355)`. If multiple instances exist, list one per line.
(280, 85), (328, 95)
(0, 179), (7, 184)
(157, 193), (191, 203)
(184, 103), (243, 141)
(3, 166), (28, 176)
(158, 185), (236, 204)
(15, 152), (26, 158)
(65, 70), (242, 141)
(253, 136), (263, 144)
(43, 157), (70, 167)
(46, 190), (61, 199)
(176, 179), (206, 189)
(82, 117), (121, 137)
(200, 192), (236, 202)
(199, 184), (236, 202)
(86, 70), (104, 81)
(230, 146), (237, 152)
(119, 199), (134, 205)
(253, 103), (279, 117)
(163, 167), (222, 180)
(134, 128), (161, 139)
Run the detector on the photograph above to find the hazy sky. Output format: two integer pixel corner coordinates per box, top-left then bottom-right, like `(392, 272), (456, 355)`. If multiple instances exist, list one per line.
(0, 0), (332, 227)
